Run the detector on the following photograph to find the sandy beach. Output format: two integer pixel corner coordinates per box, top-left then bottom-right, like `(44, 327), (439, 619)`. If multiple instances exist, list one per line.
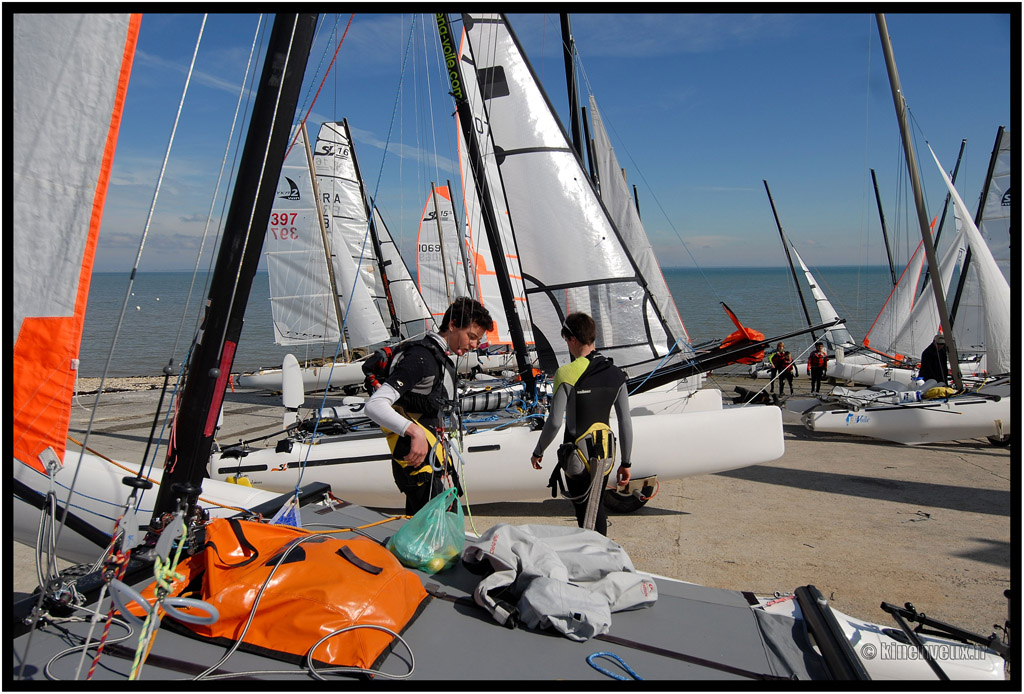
(14, 372), (1012, 641)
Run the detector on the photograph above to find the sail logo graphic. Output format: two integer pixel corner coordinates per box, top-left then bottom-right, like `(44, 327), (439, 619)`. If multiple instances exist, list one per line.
(1001, 189), (1010, 206)
(277, 177), (301, 201)
(316, 144), (350, 160)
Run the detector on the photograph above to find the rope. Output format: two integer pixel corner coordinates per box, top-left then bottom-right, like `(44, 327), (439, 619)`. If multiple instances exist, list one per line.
(586, 651), (642, 680)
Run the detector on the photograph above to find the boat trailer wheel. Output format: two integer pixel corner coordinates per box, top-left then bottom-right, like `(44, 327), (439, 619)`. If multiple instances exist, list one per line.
(987, 434), (1011, 447)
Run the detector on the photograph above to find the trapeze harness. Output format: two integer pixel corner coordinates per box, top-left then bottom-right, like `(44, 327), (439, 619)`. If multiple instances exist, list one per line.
(544, 351), (629, 499)
(380, 336), (461, 494)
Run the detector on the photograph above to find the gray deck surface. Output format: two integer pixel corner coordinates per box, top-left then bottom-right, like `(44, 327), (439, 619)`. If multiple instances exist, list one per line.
(13, 497), (824, 682)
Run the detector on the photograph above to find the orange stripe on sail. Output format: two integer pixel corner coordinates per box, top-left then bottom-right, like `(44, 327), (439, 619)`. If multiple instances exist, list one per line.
(13, 15), (140, 474)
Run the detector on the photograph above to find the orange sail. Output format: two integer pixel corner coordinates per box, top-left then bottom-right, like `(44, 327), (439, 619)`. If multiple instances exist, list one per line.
(13, 15), (141, 473)
(718, 303), (766, 365)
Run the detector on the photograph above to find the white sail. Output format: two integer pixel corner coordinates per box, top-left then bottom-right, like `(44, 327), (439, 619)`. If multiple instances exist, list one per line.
(459, 14), (690, 379)
(589, 95), (693, 354)
(929, 144), (1011, 375)
(979, 129), (1011, 282)
(373, 207), (435, 338)
(887, 221), (967, 359)
(265, 125), (343, 346)
(863, 240), (926, 359)
(457, 29), (533, 351)
(312, 122), (392, 348)
(416, 185), (472, 321)
(951, 129), (1011, 364)
(788, 244), (856, 349)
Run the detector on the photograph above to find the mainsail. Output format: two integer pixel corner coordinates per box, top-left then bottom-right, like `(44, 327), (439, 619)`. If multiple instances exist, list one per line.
(863, 239), (926, 360)
(929, 144), (1011, 375)
(13, 14), (141, 473)
(416, 185), (473, 321)
(311, 121), (393, 347)
(788, 244), (856, 350)
(950, 128), (1011, 366)
(589, 95), (693, 352)
(452, 13), (692, 380)
(265, 124), (345, 347)
(314, 121), (432, 342)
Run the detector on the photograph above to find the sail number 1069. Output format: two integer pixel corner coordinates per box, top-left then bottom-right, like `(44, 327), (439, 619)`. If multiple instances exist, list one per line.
(270, 212), (299, 240)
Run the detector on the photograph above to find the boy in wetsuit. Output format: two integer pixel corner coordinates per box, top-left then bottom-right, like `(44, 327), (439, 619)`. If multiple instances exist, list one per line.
(365, 297), (493, 514)
(529, 312), (632, 536)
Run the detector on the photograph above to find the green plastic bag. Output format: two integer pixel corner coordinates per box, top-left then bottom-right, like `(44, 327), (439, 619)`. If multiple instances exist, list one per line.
(387, 487), (464, 574)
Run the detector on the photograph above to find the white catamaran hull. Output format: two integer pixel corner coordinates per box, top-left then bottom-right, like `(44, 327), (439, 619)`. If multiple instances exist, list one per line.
(210, 405), (784, 508)
(801, 393), (1011, 445)
(236, 351), (518, 391)
(14, 451), (280, 565)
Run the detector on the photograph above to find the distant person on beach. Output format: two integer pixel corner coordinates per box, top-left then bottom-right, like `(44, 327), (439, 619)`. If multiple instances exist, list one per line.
(807, 342), (828, 393)
(364, 297), (493, 514)
(770, 342), (795, 395)
(766, 349), (779, 393)
(530, 312), (632, 536)
(918, 333), (949, 385)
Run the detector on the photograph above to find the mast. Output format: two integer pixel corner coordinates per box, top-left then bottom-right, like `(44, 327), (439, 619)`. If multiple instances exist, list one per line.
(560, 14), (583, 158)
(150, 14), (317, 523)
(343, 118), (401, 338)
(763, 180), (817, 341)
(875, 14), (962, 389)
(446, 178), (476, 300)
(305, 122), (351, 362)
(870, 169), (898, 286)
(581, 106), (599, 187)
(435, 13), (535, 391)
(950, 126), (1005, 322)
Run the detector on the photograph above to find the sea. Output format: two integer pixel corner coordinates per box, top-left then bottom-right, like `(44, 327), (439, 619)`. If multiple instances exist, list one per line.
(79, 267), (895, 378)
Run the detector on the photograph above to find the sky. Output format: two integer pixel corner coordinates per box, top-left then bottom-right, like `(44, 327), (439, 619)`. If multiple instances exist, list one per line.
(90, 11), (1014, 274)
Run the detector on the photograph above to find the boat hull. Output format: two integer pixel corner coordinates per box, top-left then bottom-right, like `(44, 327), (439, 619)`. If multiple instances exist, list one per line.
(236, 352), (518, 391)
(210, 404), (785, 508)
(802, 393), (1011, 445)
(14, 451), (280, 564)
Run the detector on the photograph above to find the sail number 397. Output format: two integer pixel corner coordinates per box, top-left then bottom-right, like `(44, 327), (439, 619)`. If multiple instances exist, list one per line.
(270, 212), (299, 240)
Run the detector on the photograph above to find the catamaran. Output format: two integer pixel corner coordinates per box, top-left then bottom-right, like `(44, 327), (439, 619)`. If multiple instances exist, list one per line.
(13, 13), (1008, 682)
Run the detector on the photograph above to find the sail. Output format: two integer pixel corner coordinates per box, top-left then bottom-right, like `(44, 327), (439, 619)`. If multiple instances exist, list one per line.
(265, 125), (344, 346)
(952, 129), (1011, 363)
(312, 122), (392, 348)
(456, 28), (533, 351)
(373, 207), (435, 338)
(13, 14), (141, 473)
(863, 239), (926, 359)
(788, 244), (856, 349)
(416, 185), (472, 321)
(589, 95), (692, 349)
(929, 144), (1011, 375)
(886, 221), (967, 360)
(458, 13), (690, 379)
(978, 129), (1011, 282)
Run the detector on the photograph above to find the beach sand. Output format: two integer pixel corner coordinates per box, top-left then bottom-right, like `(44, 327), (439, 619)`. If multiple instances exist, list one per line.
(15, 372), (1011, 640)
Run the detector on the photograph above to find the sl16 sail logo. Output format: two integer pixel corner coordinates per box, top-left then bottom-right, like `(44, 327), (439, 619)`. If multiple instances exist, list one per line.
(269, 212), (299, 240)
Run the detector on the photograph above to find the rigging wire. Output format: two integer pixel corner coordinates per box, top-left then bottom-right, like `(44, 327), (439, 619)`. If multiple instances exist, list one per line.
(292, 14), (419, 494)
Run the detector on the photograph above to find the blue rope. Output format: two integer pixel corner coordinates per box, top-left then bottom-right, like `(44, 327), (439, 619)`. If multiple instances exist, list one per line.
(586, 651), (642, 680)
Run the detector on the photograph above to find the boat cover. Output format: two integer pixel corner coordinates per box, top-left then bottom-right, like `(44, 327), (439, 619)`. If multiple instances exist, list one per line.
(463, 524), (657, 641)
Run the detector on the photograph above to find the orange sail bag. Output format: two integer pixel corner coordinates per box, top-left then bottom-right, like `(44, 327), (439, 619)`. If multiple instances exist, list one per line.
(125, 517), (430, 670)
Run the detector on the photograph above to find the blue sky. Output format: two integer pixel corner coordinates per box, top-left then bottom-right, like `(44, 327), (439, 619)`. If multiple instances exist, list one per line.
(94, 11), (1013, 274)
